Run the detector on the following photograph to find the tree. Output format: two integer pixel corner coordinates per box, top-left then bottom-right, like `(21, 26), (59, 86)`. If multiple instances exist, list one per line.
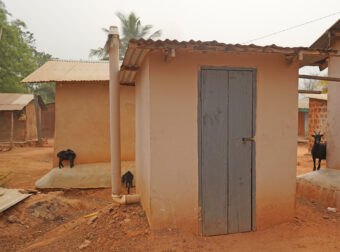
(316, 80), (328, 93)
(301, 78), (319, 91)
(0, 0), (52, 95)
(89, 12), (162, 60)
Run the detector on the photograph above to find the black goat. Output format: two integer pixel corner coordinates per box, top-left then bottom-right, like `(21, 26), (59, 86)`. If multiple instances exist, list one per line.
(121, 171), (134, 194)
(57, 149), (76, 168)
(311, 133), (326, 171)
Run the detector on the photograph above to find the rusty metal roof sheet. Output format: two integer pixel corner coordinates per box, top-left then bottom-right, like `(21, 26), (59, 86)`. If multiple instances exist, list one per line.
(0, 188), (31, 213)
(120, 39), (336, 84)
(306, 19), (340, 70)
(22, 60), (109, 83)
(0, 93), (45, 111)
(0, 93), (34, 111)
(311, 19), (340, 49)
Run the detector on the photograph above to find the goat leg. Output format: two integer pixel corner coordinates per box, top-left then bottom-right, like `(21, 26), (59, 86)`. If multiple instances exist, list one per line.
(318, 159), (321, 170)
(313, 158), (316, 171)
(70, 158), (74, 168)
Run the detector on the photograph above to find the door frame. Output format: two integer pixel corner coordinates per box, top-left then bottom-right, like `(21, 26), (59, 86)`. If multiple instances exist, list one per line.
(197, 66), (257, 235)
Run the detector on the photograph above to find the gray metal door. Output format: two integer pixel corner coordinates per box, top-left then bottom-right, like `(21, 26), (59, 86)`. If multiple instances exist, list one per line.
(198, 67), (256, 236)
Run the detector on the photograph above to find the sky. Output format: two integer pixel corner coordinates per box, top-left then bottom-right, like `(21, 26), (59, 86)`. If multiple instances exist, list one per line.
(3, 0), (340, 76)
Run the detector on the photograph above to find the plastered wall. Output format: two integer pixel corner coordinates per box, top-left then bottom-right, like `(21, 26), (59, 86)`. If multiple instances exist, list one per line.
(135, 50), (298, 232)
(53, 82), (135, 166)
(135, 58), (152, 221)
(327, 40), (340, 169)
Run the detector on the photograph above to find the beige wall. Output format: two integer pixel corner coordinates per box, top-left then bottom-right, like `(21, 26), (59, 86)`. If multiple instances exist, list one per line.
(135, 58), (152, 221)
(135, 50), (298, 232)
(327, 40), (340, 169)
(53, 81), (135, 166)
(120, 85), (136, 161)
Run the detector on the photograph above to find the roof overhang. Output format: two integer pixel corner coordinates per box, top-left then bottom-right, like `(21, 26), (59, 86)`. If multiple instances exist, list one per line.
(22, 60), (109, 84)
(305, 19), (340, 70)
(120, 39), (338, 85)
(0, 93), (45, 111)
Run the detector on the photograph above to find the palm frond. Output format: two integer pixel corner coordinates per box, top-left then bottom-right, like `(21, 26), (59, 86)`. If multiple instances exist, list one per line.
(148, 30), (162, 40)
(89, 47), (107, 59)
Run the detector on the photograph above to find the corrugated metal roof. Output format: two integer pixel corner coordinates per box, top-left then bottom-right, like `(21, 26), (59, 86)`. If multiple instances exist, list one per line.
(306, 19), (340, 70)
(311, 19), (340, 49)
(0, 93), (45, 111)
(0, 93), (34, 111)
(22, 60), (109, 83)
(302, 93), (328, 101)
(120, 39), (336, 84)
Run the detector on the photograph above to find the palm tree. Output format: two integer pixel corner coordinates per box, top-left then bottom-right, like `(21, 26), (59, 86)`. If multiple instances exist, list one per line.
(89, 12), (162, 60)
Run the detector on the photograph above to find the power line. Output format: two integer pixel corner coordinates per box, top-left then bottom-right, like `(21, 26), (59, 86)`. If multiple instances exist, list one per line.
(243, 11), (340, 44)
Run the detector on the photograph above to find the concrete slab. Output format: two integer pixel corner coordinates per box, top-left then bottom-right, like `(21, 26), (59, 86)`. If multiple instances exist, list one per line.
(296, 168), (340, 209)
(35, 161), (135, 189)
(0, 188), (31, 213)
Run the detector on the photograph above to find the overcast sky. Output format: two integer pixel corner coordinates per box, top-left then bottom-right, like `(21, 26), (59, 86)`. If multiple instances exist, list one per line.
(3, 0), (340, 75)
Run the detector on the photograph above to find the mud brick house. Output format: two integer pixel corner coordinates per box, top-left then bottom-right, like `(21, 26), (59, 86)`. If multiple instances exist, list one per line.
(22, 60), (135, 167)
(304, 94), (328, 151)
(41, 102), (55, 139)
(298, 96), (309, 138)
(0, 93), (44, 144)
(307, 19), (340, 170)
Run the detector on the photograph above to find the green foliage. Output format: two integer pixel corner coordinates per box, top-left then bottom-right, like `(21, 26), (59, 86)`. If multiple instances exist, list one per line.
(89, 12), (162, 60)
(0, 172), (11, 187)
(316, 80), (328, 93)
(0, 0), (52, 95)
(25, 82), (55, 104)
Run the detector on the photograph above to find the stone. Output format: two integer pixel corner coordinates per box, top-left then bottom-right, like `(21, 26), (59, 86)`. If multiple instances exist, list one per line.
(323, 215), (329, 219)
(138, 211), (144, 217)
(79, 239), (91, 249)
(7, 215), (18, 223)
(88, 216), (98, 224)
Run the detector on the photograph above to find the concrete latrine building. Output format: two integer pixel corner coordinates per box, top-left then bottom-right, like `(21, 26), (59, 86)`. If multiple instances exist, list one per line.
(108, 36), (333, 235)
(0, 93), (44, 144)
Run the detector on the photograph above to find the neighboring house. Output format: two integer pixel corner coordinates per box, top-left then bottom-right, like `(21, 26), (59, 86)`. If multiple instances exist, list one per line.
(302, 94), (328, 151)
(22, 60), (135, 167)
(41, 102), (55, 138)
(116, 38), (329, 235)
(298, 96), (309, 138)
(0, 93), (44, 144)
(308, 19), (340, 170)
(298, 94), (328, 149)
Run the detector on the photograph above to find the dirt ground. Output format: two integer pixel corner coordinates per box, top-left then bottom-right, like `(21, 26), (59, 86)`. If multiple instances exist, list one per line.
(1, 142), (339, 251)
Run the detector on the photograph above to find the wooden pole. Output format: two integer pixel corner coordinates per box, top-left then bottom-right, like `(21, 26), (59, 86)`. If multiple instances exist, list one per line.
(10, 111), (14, 149)
(299, 74), (340, 83)
(298, 90), (322, 94)
(34, 95), (43, 146)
